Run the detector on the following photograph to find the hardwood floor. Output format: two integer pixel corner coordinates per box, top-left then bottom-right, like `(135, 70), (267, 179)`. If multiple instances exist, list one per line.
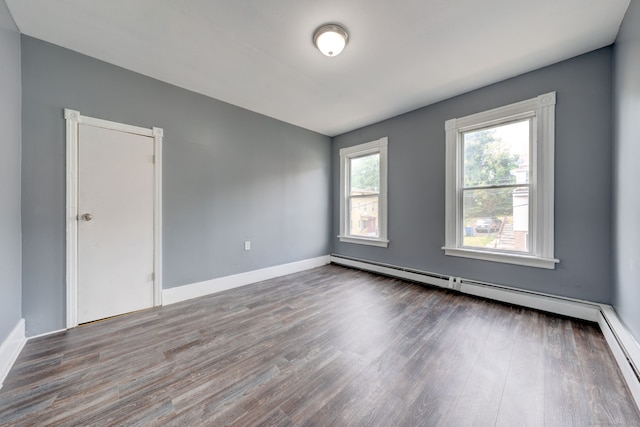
(1, 264), (638, 426)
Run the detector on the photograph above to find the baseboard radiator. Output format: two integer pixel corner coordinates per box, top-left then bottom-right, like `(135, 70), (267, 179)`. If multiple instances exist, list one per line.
(329, 254), (640, 408)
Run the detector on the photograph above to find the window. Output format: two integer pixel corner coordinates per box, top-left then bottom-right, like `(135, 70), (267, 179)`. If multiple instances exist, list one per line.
(443, 92), (559, 269)
(339, 137), (388, 247)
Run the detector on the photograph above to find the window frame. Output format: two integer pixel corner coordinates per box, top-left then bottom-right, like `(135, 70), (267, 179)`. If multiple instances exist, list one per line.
(339, 137), (389, 247)
(442, 92), (559, 269)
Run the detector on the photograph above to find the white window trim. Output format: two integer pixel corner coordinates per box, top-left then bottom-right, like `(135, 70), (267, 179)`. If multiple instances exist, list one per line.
(442, 92), (559, 269)
(339, 137), (389, 248)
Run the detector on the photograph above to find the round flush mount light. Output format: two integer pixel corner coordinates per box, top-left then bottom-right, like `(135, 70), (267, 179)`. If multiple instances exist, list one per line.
(313, 23), (349, 57)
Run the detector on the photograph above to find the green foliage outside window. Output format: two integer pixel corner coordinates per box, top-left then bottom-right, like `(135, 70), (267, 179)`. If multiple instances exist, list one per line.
(350, 153), (380, 193)
(463, 129), (520, 217)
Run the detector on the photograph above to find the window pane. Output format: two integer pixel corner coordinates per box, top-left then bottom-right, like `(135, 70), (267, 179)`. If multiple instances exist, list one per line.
(463, 120), (530, 187)
(350, 153), (380, 195)
(349, 196), (379, 238)
(462, 187), (529, 252)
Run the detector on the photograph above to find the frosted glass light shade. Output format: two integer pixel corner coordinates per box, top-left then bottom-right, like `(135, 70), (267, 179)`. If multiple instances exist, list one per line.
(313, 24), (349, 57)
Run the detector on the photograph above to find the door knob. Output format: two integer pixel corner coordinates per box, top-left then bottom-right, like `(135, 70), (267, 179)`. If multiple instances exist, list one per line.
(81, 213), (93, 222)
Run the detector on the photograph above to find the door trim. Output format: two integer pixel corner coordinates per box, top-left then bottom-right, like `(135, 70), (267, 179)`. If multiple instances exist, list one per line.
(65, 109), (163, 328)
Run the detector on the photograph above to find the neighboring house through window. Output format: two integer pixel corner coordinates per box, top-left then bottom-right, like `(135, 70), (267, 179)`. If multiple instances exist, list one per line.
(443, 92), (559, 269)
(339, 137), (388, 247)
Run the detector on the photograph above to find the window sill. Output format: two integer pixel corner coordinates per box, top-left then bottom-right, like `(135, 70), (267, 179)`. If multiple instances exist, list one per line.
(442, 247), (559, 269)
(338, 235), (389, 248)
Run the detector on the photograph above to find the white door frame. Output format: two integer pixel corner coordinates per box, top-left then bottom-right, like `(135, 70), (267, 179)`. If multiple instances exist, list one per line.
(65, 109), (163, 328)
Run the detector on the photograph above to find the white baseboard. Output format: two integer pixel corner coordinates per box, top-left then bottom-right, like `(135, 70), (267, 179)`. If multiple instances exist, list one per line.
(27, 328), (67, 340)
(330, 254), (640, 410)
(0, 319), (26, 389)
(330, 255), (600, 321)
(456, 279), (600, 322)
(599, 306), (640, 406)
(329, 255), (452, 289)
(163, 255), (331, 305)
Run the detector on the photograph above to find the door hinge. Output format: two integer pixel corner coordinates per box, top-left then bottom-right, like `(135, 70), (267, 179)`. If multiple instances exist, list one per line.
(151, 272), (155, 281)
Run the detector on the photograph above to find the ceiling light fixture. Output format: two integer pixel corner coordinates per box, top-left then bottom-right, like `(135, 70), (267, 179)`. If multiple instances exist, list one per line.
(313, 23), (349, 57)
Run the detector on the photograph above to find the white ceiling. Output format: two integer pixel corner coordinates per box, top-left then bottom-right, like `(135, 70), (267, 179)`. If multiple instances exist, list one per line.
(6, 0), (630, 136)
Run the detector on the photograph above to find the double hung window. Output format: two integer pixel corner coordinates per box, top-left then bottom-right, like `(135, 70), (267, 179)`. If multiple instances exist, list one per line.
(443, 92), (558, 269)
(339, 137), (388, 247)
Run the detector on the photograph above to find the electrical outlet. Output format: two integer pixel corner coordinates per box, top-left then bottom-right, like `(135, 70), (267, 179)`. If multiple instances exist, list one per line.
(244, 241), (251, 251)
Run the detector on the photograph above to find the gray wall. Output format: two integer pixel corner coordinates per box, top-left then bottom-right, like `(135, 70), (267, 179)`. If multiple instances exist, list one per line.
(0, 1), (22, 342)
(21, 36), (331, 336)
(333, 48), (613, 303)
(613, 0), (640, 341)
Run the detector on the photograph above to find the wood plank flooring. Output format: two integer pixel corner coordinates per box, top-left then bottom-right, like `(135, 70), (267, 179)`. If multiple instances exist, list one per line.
(1, 264), (638, 426)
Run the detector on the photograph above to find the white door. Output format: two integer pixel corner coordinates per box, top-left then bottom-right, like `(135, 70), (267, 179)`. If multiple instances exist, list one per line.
(77, 123), (155, 324)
